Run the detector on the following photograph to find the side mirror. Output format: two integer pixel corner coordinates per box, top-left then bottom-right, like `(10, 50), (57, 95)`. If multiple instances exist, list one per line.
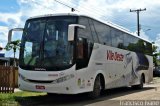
(8, 28), (23, 43)
(68, 24), (86, 41)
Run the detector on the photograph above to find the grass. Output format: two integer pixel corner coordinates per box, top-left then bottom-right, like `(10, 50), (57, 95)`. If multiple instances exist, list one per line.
(0, 91), (46, 106)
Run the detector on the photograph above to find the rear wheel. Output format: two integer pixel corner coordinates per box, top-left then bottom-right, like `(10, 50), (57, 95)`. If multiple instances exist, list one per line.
(88, 75), (101, 98)
(132, 75), (144, 89)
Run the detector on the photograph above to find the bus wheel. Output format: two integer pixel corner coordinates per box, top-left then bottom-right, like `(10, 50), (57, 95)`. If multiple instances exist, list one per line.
(132, 75), (144, 89)
(88, 75), (101, 98)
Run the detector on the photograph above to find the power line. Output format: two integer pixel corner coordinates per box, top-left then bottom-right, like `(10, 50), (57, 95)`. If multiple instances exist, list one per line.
(30, 0), (139, 32)
(31, 0), (134, 27)
(64, 0), (133, 26)
(141, 24), (160, 29)
(31, 0), (111, 23)
(31, 0), (78, 12)
(54, 0), (79, 12)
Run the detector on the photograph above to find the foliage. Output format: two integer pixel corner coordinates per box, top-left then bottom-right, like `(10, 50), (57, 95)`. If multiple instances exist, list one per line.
(0, 91), (46, 105)
(152, 45), (160, 66)
(0, 91), (45, 101)
(5, 40), (21, 52)
(5, 40), (21, 66)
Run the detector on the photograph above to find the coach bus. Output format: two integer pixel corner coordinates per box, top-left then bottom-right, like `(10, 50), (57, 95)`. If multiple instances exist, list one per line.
(8, 13), (153, 98)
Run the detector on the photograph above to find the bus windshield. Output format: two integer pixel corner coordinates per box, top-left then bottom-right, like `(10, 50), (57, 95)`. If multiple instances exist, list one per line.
(19, 16), (77, 71)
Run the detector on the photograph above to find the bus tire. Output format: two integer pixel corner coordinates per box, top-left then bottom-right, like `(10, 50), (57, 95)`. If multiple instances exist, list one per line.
(132, 75), (144, 89)
(88, 75), (101, 98)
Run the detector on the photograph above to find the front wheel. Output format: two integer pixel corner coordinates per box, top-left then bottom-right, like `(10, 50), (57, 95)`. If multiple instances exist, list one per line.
(88, 76), (101, 98)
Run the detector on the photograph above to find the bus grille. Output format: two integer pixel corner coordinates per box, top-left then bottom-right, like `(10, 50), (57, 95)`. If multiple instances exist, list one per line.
(28, 79), (53, 83)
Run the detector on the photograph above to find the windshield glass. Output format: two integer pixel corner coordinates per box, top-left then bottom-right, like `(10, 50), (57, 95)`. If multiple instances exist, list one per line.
(19, 16), (77, 71)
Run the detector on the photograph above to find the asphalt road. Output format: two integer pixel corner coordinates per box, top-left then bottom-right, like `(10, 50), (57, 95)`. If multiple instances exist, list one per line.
(13, 78), (160, 106)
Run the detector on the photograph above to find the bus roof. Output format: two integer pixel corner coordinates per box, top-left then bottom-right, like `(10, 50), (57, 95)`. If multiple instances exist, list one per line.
(28, 13), (151, 43)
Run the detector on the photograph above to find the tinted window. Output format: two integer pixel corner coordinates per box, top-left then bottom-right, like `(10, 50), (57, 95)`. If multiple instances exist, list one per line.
(117, 31), (124, 49)
(20, 16), (77, 71)
(145, 42), (152, 55)
(78, 17), (93, 42)
(111, 29), (123, 48)
(78, 16), (152, 56)
(92, 20), (111, 45)
(123, 33), (152, 55)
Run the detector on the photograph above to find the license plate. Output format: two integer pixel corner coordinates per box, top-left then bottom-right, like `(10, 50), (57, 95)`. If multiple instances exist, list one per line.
(35, 85), (45, 90)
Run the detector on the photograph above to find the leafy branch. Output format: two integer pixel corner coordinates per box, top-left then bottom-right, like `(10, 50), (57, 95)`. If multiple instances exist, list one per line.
(5, 40), (21, 66)
(152, 45), (160, 66)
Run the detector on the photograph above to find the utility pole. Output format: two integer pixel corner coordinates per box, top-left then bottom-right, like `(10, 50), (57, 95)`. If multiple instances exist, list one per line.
(130, 8), (146, 36)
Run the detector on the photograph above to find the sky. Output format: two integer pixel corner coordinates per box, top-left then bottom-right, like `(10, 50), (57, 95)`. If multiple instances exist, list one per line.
(0, 0), (160, 57)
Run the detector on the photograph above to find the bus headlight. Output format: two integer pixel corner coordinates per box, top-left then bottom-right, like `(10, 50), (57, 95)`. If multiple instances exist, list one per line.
(52, 74), (74, 84)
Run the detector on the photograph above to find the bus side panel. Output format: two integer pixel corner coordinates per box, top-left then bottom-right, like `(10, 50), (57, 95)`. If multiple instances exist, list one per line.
(86, 43), (153, 90)
(85, 43), (133, 89)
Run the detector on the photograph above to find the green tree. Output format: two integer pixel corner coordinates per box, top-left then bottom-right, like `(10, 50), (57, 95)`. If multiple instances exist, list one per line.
(5, 40), (21, 66)
(152, 45), (160, 66)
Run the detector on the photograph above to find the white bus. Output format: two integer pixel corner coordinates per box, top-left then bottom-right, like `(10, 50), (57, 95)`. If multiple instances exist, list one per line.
(8, 13), (153, 98)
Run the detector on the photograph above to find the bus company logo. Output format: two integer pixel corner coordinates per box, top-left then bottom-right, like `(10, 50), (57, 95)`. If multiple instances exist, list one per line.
(107, 50), (124, 61)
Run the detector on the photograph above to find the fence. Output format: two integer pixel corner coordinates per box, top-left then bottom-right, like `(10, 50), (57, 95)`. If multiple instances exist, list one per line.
(0, 66), (18, 93)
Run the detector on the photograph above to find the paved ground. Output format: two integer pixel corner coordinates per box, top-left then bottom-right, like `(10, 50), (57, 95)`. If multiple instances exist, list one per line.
(86, 78), (160, 106)
(12, 77), (160, 106)
(14, 88), (21, 92)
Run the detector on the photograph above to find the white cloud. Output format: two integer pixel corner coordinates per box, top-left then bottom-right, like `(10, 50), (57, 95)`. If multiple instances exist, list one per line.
(7, 0), (160, 30)
(76, 0), (112, 19)
(18, 0), (71, 17)
(0, 26), (9, 42)
(1, 0), (160, 57)
(139, 30), (151, 41)
(155, 34), (160, 47)
(0, 12), (22, 28)
(0, 26), (9, 53)
(105, 0), (160, 10)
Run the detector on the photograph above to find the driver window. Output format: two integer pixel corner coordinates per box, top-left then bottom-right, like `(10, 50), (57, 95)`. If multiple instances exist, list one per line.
(77, 38), (84, 59)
